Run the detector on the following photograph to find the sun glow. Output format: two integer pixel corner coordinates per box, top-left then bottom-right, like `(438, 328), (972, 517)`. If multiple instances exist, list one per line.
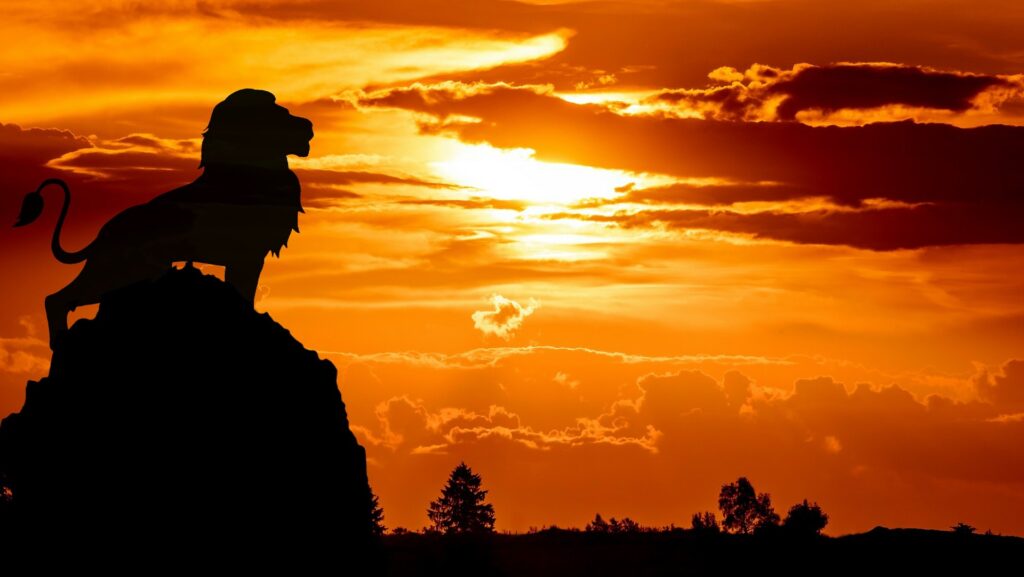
(432, 144), (646, 206)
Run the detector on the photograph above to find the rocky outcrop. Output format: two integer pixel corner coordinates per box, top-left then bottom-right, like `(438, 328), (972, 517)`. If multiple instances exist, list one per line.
(0, 266), (372, 566)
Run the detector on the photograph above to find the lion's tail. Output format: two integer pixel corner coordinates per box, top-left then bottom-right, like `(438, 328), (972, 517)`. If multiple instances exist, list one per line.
(13, 178), (90, 264)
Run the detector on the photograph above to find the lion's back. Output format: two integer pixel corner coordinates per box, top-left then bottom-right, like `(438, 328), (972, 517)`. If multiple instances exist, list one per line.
(92, 201), (197, 255)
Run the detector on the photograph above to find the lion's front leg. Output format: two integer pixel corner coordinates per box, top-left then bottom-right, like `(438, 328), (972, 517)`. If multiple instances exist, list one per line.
(225, 257), (266, 304)
(44, 292), (70, 350)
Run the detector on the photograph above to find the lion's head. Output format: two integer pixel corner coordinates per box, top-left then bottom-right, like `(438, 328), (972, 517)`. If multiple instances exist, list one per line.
(199, 89), (314, 170)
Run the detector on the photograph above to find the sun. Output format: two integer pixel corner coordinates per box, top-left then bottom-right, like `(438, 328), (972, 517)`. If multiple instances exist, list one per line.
(432, 143), (640, 206)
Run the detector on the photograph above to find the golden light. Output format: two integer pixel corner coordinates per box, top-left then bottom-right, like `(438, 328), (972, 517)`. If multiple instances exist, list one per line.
(432, 144), (659, 206)
(0, 11), (571, 126)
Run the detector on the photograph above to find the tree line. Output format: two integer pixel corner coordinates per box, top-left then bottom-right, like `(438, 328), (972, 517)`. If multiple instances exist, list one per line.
(585, 476), (827, 537)
(371, 462), (830, 538)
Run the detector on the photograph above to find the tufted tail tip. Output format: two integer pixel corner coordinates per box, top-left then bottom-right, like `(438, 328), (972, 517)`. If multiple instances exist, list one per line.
(14, 191), (44, 228)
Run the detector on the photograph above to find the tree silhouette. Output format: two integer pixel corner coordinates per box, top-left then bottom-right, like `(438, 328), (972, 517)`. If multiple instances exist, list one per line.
(951, 522), (976, 535)
(718, 477), (779, 534)
(586, 513), (610, 533)
(783, 499), (828, 536)
(369, 488), (386, 537)
(616, 517), (642, 533)
(691, 511), (720, 534)
(427, 462), (495, 534)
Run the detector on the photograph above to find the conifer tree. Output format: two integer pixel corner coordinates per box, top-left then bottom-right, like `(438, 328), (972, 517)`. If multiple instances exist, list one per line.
(427, 462), (496, 534)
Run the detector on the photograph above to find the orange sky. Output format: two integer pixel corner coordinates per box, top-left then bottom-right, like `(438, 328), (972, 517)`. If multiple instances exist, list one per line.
(2, 0), (1024, 535)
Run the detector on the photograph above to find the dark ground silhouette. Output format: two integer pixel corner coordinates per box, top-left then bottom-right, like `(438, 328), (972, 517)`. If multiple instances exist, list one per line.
(382, 526), (1024, 577)
(14, 88), (312, 349)
(0, 267), (373, 568)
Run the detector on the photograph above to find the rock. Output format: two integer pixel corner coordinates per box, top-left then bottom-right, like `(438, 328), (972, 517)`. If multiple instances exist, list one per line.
(0, 266), (373, 566)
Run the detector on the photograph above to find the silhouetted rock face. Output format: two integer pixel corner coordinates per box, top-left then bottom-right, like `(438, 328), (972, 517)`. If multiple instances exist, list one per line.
(0, 266), (371, 561)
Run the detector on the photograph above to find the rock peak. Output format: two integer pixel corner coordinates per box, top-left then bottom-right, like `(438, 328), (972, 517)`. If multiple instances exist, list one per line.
(0, 267), (373, 565)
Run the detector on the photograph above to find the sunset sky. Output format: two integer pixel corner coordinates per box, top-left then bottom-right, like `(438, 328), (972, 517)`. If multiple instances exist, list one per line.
(3, 0), (1024, 535)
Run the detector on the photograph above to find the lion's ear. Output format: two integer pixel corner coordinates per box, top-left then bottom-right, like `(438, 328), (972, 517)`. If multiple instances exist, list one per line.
(14, 191), (43, 228)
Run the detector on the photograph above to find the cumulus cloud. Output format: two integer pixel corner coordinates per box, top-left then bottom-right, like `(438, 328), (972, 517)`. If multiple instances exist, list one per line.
(0, 319), (49, 376)
(973, 359), (1024, 410)
(337, 345), (1024, 533)
(0, 122), (91, 197)
(0, 338), (48, 374)
(359, 394), (660, 454)
(0, 122), (90, 165)
(354, 354), (1024, 482)
(471, 294), (538, 340)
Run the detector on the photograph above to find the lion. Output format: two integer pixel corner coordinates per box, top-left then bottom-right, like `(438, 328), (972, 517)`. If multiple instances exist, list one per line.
(14, 88), (314, 349)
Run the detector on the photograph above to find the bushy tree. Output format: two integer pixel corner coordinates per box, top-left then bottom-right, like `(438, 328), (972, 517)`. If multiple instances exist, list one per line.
(951, 522), (976, 535)
(691, 511), (720, 534)
(783, 499), (828, 536)
(427, 462), (496, 534)
(616, 517), (642, 533)
(586, 513), (608, 533)
(718, 477), (779, 534)
(369, 488), (386, 537)
(586, 514), (642, 533)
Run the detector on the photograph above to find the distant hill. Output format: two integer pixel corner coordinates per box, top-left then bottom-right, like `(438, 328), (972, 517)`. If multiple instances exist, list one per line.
(0, 266), (374, 568)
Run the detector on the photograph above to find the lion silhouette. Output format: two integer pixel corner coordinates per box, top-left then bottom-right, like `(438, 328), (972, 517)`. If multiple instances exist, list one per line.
(14, 88), (314, 349)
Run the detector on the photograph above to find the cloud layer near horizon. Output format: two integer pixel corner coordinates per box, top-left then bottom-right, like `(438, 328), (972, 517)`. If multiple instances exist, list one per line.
(331, 347), (1024, 533)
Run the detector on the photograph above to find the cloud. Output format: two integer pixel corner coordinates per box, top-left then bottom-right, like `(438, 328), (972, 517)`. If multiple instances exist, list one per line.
(359, 393), (660, 454)
(267, 0), (1024, 97)
(398, 197), (528, 212)
(653, 63), (1021, 123)
(545, 203), (1024, 251)
(39, 130), (461, 211)
(0, 122), (90, 165)
(354, 353), (1024, 484)
(357, 80), (1024, 207)
(355, 80), (1024, 249)
(0, 336), (48, 374)
(973, 360), (1024, 410)
(0, 319), (49, 375)
(334, 344), (1024, 533)
(471, 294), (539, 340)
(293, 168), (463, 208)
(328, 346), (792, 371)
(0, 123), (91, 199)
(590, 181), (812, 207)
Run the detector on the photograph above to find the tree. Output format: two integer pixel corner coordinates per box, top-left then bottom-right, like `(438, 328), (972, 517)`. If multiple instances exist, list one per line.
(616, 517), (642, 533)
(951, 522), (976, 535)
(369, 488), (386, 537)
(783, 500), (828, 536)
(427, 462), (496, 534)
(718, 477), (779, 534)
(691, 511), (720, 534)
(586, 513), (610, 533)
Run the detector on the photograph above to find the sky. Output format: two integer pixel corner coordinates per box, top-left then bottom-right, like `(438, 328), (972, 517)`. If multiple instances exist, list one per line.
(2, 0), (1024, 535)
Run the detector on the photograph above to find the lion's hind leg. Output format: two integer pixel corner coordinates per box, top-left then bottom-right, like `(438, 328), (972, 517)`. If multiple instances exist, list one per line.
(43, 260), (147, 350)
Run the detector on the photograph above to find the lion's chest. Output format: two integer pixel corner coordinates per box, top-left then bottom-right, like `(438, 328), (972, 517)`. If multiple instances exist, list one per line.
(185, 201), (299, 258)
